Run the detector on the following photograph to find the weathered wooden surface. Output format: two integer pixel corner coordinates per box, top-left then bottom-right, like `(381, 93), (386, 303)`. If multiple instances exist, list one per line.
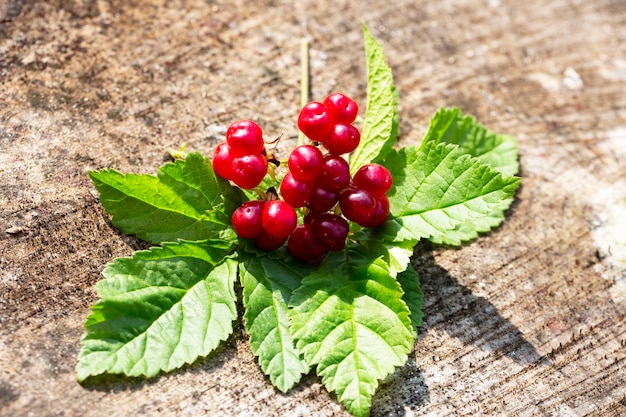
(1, 0), (625, 416)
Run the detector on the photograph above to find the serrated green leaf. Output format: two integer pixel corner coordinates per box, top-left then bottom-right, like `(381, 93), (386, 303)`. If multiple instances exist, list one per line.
(349, 24), (399, 173)
(289, 247), (414, 417)
(89, 152), (243, 244)
(427, 204), (512, 245)
(158, 151), (244, 219)
(76, 240), (238, 382)
(421, 107), (519, 177)
(357, 237), (416, 277)
(377, 142), (520, 245)
(396, 264), (424, 334)
(417, 108), (520, 244)
(239, 252), (312, 392)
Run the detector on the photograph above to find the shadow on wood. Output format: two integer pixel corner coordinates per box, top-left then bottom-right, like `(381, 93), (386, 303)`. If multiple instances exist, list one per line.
(415, 241), (544, 367)
(369, 239), (552, 416)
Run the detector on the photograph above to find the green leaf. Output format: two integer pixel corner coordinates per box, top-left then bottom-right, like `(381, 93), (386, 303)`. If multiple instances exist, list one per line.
(396, 264), (424, 334)
(357, 237), (417, 277)
(427, 205), (510, 246)
(349, 24), (399, 173)
(89, 152), (243, 244)
(289, 247), (414, 417)
(158, 151), (244, 219)
(417, 108), (520, 244)
(377, 142), (520, 245)
(421, 107), (519, 177)
(76, 240), (238, 382)
(239, 252), (311, 392)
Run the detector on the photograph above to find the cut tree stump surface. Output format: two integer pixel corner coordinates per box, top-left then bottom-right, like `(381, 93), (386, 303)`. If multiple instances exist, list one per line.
(1, 1), (625, 416)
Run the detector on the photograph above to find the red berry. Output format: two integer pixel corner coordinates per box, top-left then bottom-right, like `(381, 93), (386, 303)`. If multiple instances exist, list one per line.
(339, 188), (376, 226)
(310, 213), (349, 251)
(322, 123), (361, 155)
(352, 164), (393, 197)
(288, 145), (324, 181)
(226, 120), (264, 156)
(280, 171), (313, 208)
(316, 155), (351, 192)
(255, 232), (287, 250)
(288, 224), (327, 263)
(212, 142), (235, 180)
(307, 185), (339, 213)
(323, 93), (358, 124)
(231, 201), (265, 239)
(297, 101), (333, 142)
(231, 154), (268, 189)
(359, 195), (390, 228)
(262, 200), (297, 239)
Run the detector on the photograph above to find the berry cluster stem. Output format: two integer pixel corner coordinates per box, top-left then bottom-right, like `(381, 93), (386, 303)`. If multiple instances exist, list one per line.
(298, 37), (310, 147)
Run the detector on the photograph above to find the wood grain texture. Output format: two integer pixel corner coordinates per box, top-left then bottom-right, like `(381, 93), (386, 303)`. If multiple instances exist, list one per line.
(1, 0), (624, 416)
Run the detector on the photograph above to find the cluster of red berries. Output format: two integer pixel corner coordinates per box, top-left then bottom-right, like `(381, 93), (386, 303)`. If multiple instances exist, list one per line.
(297, 92), (360, 154)
(212, 93), (392, 263)
(212, 120), (268, 189)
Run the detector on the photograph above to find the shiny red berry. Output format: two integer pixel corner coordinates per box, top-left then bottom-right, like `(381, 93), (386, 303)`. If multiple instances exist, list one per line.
(231, 201), (265, 239)
(307, 185), (340, 213)
(297, 101), (333, 142)
(231, 154), (268, 189)
(212, 142), (235, 180)
(323, 93), (358, 124)
(226, 120), (264, 156)
(316, 155), (351, 192)
(255, 232), (287, 251)
(352, 163), (393, 197)
(322, 123), (360, 155)
(339, 188), (376, 226)
(359, 195), (390, 228)
(262, 200), (297, 239)
(310, 213), (349, 251)
(280, 171), (313, 208)
(288, 145), (324, 181)
(288, 224), (327, 263)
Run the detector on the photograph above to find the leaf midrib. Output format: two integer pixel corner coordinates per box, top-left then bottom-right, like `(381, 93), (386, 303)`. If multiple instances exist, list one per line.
(399, 175), (513, 217)
(115, 188), (205, 220)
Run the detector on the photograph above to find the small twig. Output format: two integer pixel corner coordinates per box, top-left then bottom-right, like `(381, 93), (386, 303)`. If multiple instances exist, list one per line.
(298, 37), (310, 146)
